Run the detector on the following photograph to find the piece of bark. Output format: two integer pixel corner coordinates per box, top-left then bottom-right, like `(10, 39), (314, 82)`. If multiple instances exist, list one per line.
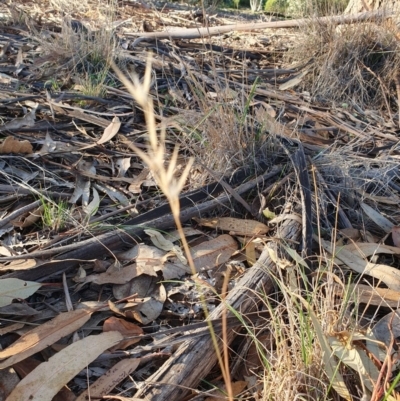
(134, 212), (302, 400)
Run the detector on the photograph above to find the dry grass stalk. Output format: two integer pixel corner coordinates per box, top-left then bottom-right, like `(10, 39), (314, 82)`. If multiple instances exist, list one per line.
(111, 56), (238, 399)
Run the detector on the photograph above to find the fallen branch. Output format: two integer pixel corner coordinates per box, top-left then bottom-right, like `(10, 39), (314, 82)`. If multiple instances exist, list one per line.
(128, 10), (391, 46)
(2, 167), (281, 281)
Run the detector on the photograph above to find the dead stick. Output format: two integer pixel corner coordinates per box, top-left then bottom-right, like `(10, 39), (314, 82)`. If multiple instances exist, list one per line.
(129, 10), (391, 46)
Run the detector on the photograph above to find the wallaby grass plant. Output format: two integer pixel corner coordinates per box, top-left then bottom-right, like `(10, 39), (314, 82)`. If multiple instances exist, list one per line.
(40, 197), (69, 232)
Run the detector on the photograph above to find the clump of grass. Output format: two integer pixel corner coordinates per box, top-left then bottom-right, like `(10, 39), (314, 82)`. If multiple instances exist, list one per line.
(166, 78), (269, 176)
(40, 198), (70, 232)
(286, 18), (400, 110)
(32, 1), (118, 94)
(253, 260), (366, 400)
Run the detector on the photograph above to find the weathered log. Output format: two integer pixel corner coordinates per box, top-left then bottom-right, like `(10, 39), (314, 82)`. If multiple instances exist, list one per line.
(134, 210), (302, 400)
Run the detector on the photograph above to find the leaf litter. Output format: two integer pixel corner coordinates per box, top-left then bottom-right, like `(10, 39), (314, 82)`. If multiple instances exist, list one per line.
(1, 0), (400, 400)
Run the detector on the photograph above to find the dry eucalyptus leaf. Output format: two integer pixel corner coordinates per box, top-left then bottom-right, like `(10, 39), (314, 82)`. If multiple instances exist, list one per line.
(162, 261), (191, 279)
(117, 244), (140, 260)
(339, 228), (361, 241)
(190, 234), (238, 272)
(6, 331), (123, 401)
(194, 217), (269, 236)
(103, 316), (143, 349)
(136, 245), (164, 276)
(38, 132), (57, 153)
(373, 310), (400, 347)
(0, 278), (41, 308)
(94, 182), (130, 207)
(97, 116), (121, 144)
(11, 205), (44, 228)
(328, 335), (379, 393)
(334, 283), (400, 308)
(69, 160), (95, 205)
(360, 202), (393, 233)
(343, 242), (400, 257)
(0, 259), (36, 271)
(113, 275), (166, 324)
(166, 227), (203, 242)
(4, 165), (38, 182)
(118, 244), (164, 276)
(0, 246), (11, 256)
(0, 303), (39, 316)
(128, 167), (150, 194)
(1, 106), (36, 130)
(145, 229), (174, 251)
(319, 237), (400, 291)
(116, 157), (131, 177)
(84, 263), (140, 285)
(83, 187), (100, 216)
(0, 309), (93, 369)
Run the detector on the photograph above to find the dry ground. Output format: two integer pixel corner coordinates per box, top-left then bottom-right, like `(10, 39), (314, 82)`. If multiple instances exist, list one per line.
(1, 1), (400, 400)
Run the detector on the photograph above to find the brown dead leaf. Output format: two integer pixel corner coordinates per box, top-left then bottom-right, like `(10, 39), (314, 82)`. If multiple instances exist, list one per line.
(128, 167), (150, 194)
(194, 217), (269, 236)
(6, 331), (123, 401)
(103, 316), (143, 349)
(0, 136), (33, 154)
(333, 283), (400, 307)
(11, 206), (44, 228)
(0, 259), (37, 271)
(245, 240), (257, 266)
(114, 275), (166, 324)
(0, 309), (93, 369)
(343, 242), (400, 257)
(339, 228), (361, 241)
(84, 262), (140, 285)
(190, 234), (238, 272)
